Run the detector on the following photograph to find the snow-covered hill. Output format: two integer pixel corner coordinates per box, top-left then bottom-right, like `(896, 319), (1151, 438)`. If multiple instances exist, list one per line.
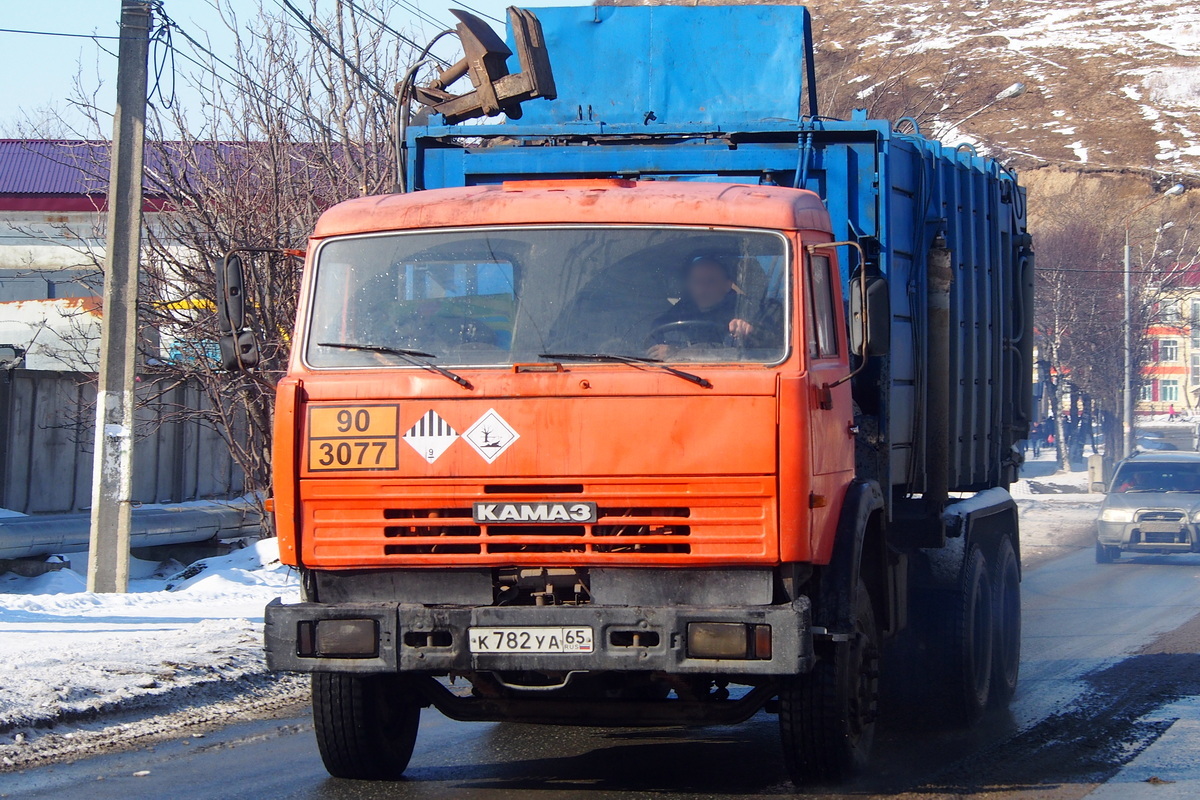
(608, 0), (1200, 179)
(807, 0), (1200, 176)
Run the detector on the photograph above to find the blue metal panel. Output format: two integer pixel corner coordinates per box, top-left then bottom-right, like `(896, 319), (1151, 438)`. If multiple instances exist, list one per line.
(405, 5), (1032, 496)
(508, 6), (810, 128)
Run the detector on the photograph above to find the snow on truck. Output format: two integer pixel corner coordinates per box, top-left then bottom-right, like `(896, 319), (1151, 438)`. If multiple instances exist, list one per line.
(225, 5), (1033, 785)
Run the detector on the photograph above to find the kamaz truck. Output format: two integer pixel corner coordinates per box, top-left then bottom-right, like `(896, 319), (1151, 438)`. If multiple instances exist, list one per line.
(238, 5), (1033, 785)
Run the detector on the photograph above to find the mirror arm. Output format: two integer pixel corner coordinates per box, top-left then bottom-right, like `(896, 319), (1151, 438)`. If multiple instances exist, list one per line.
(810, 240), (869, 391)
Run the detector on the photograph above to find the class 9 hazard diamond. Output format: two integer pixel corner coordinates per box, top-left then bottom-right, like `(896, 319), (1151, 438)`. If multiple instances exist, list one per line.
(403, 410), (459, 464)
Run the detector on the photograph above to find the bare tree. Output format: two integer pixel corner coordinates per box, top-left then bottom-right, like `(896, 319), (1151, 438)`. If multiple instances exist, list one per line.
(31, 0), (418, 527)
(1034, 185), (1199, 466)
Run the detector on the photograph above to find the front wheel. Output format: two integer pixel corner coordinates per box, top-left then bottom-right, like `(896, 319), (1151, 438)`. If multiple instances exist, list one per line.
(312, 672), (421, 780)
(1095, 540), (1119, 563)
(779, 579), (881, 785)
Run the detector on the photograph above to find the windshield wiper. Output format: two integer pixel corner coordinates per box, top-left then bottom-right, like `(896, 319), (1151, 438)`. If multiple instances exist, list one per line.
(538, 352), (711, 388)
(318, 342), (472, 389)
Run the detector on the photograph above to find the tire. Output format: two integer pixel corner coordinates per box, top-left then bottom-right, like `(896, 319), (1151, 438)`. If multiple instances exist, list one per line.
(312, 672), (421, 780)
(1095, 540), (1116, 563)
(780, 579), (881, 785)
(946, 545), (994, 724)
(988, 536), (1021, 708)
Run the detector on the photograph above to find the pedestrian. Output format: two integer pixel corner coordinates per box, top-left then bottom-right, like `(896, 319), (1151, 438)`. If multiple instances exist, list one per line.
(1030, 420), (1042, 456)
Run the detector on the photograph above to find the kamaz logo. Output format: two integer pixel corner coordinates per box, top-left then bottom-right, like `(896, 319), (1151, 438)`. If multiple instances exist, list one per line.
(473, 502), (597, 524)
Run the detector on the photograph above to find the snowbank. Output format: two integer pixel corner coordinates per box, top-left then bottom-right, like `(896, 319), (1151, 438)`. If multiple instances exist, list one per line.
(0, 539), (299, 739)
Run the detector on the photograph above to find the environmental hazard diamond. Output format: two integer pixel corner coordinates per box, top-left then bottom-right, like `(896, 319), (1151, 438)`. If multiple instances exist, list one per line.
(463, 409), (519, 463)
(403, 410), (458, 464)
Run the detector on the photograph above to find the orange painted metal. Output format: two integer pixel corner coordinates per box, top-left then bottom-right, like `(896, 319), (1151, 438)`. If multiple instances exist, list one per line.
(273, 377), (303, 563)
(274, 181), (852, 572)
(310, 182), (832, 241)
(298, 475), (777, 568)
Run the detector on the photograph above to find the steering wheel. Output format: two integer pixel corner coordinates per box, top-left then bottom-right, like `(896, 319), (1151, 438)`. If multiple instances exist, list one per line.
(643, 319), (729, 350)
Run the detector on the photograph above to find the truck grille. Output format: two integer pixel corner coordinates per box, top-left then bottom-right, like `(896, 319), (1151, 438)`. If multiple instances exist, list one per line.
(300, 477), (776, 566)
(381, 507), (692, 555)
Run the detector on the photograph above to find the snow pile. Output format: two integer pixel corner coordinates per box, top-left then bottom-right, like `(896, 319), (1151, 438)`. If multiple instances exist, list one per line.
(0, 539), (299, 737)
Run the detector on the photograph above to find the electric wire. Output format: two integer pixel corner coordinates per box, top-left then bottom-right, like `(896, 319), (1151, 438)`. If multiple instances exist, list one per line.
(0, 26), (121, 40)
(148, 4), (178, 110)
(160, 22), (341, 141)
(391, 0), (456, 33)
(450, 1), (504, 24)
(276, 0), (394, 103)
(340, 0), (452, 67)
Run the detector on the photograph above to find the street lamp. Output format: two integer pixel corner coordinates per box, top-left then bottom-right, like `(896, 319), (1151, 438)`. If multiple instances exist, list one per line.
(952, 82), (1028, 127)
(1123, 182), (1186, 457)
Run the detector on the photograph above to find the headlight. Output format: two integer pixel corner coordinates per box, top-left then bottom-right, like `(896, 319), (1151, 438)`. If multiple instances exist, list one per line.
(1100, 507), (1136, 523)
(1191, 511), (1200, 524)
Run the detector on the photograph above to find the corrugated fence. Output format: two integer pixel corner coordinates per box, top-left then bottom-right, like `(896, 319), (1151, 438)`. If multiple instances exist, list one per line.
(0, 369), (245, 514)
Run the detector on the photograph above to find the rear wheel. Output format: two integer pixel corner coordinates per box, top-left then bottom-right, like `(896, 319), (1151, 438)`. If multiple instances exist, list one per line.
(312, 672), (421, 780)
(989, 536), (1021, 708)
(946, 545), (994, 724)
(779, 579), (881, 785)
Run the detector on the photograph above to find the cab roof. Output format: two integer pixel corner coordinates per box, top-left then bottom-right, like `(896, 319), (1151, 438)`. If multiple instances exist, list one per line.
(311, 180), (833, 239)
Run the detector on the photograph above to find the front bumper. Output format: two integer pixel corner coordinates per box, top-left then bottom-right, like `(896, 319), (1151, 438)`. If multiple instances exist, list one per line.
(264, 597), (813, 676)
(1097, 519), (1200, 553)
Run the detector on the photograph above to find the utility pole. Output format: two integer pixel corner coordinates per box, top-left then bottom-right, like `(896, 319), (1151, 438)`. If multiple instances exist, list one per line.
(87, 1), (152, 593)
(1123, 230), (1133, 459)
(1122, 183), (1186, 460)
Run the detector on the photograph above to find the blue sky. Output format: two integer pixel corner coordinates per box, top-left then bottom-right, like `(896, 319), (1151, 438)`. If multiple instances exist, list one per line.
(0, 0), (581, 135)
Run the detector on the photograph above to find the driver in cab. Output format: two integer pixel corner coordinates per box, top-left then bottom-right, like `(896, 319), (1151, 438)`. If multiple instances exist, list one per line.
(646, 255), (757, 360)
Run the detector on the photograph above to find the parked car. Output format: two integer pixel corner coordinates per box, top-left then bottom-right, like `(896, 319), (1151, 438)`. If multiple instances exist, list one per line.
(1096, 451), (1200, 562)
(1137, 431), (1176, 450)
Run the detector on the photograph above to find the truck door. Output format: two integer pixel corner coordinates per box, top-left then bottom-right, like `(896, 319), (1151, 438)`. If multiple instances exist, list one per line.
(804, 250), (855, 556)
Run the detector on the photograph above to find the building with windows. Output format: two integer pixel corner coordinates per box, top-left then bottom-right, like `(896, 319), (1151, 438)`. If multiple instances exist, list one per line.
(0, 140), (172, 370)
(1139, 268), (1200, 415)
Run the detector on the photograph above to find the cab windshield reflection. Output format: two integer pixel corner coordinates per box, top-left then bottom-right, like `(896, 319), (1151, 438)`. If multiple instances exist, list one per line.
(305, 227), (789, 368)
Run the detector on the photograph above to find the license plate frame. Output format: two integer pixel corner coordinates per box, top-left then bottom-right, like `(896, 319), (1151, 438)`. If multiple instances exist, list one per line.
(467, 626), (594, 654)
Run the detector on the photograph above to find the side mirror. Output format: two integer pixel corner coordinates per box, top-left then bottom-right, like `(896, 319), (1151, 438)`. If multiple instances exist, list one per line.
(216, 253), (247, 335)
(849, 272), (890, 357)
(215, 251), (259, 370)
(219, 331), (260, 371)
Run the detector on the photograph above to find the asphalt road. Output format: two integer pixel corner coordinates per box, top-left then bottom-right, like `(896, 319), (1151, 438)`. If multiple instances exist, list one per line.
(6, 543), (1200, 800)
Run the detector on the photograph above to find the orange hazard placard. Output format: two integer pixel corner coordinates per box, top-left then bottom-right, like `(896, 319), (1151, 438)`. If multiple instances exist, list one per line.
(307, 404), (399, 472)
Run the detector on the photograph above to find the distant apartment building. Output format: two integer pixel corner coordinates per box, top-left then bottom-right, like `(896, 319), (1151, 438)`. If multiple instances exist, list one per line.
(1139, 268), (1200, 415)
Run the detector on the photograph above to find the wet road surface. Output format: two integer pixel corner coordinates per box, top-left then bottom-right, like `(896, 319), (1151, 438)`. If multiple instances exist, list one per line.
(5, 545), (1200, 799)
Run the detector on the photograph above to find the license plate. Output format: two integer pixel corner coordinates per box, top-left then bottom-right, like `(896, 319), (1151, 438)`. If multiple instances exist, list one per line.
(468, 626), (594, 654)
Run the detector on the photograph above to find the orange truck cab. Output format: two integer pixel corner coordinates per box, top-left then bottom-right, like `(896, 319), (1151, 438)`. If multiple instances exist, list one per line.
(247, 5), (1033, 786)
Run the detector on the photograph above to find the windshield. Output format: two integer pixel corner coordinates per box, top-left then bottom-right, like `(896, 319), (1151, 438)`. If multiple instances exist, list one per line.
(304, 226), (790, 368)
(1111, 462), (1200, 493)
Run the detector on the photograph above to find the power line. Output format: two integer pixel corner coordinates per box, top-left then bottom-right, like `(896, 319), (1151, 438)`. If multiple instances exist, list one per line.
(277, 0), (394, 103)
(0, 26), (121, 40)
(452, 1), (504, 25)
(392, 0), (455, 33)
(158, 10), (361, 140)
(341, 0), (452, 67)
